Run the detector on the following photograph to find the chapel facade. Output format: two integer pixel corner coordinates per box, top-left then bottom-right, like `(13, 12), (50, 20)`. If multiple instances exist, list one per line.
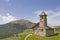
(32, 11), (54, 36)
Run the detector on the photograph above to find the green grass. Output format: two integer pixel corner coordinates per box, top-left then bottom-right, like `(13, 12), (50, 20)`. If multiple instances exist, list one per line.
(0, 35), (26, 40)
(0, 31), (60, 40)
(27, 34), (60, 40)
(27, 31), (60, 40)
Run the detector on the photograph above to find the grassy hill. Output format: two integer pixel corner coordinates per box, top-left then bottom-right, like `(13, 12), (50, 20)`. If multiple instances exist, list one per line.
(54, 25), (60, 31)
(0, 19), (35, 39)
(0, 19), (60, 40)
(0, 30), (60, 40)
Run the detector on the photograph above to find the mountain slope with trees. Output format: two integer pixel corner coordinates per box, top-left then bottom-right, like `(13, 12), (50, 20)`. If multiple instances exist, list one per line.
(0, 19), (35, 39)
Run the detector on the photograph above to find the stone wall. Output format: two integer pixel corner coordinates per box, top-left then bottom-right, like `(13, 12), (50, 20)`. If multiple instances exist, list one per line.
(46, 29), (54, 36)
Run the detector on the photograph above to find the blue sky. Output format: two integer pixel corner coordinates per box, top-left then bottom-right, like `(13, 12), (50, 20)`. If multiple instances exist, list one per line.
(0, 0), (60, 26)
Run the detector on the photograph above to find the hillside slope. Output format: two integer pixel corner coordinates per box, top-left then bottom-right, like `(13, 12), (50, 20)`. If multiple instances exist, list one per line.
(0, 19), (35, 39)
(1, 31), (60, 40)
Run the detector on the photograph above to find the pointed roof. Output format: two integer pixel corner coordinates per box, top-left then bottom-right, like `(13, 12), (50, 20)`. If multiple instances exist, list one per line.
(32, 23), (39, 29)
(32, 23), (54, 30)
(39, 10), (47, 16)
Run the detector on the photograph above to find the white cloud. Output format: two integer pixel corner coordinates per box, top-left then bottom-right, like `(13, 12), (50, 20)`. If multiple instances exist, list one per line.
(34, 8), (60, 26)
(0, 13), (17, 25)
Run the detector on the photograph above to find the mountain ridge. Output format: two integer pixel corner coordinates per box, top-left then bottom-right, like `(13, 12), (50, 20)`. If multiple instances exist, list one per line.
(0, 19), (35, 39)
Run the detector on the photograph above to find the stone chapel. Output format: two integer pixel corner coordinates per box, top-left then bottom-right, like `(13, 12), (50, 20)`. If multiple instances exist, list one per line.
(32, 11), (54, 36)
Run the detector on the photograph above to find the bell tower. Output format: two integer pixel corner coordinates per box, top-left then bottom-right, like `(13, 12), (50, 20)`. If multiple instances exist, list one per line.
(33, 10), (54, 36)
(39, 10), (47, 27)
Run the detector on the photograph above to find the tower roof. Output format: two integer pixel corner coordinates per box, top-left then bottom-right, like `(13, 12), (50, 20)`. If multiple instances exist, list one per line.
(39, 10), (47, 16)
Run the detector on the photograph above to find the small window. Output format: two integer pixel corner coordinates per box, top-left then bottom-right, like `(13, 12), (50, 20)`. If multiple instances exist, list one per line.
(41, 29), (43, 31)
(41, 16), (43, 19)
(39, 29), (43, 31)
(42, 16), (43, 19)
(40, 16), (43, 19)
